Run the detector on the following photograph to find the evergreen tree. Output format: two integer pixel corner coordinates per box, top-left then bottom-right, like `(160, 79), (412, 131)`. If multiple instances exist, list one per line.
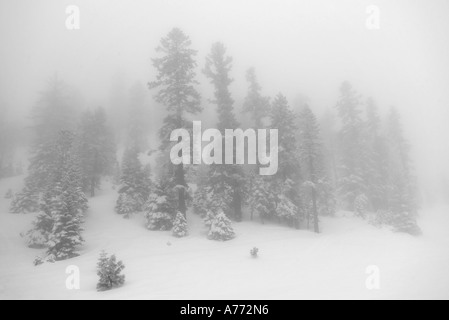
(193, 183), (210, 218)
(148, 28), (202, 218)
(208, 211), (236, 241)
(96, 251), (126, 292)
(249, 175), (276, 223)
(319, 109), (339, 190)
(335, 81), (366, 210)
(172, 211), (188, 237)
(203, 42), (244, 221)
(298, 105), (328, 232)
(116, 147), (150, 217)
(13, 77), (80, 212)
(23, 188), (57, 248)
(384, 107), (420, 235)
(242, 68), (270, 129)
(144, 179), (177, 230)
(23, 131), (88, 261)
(46, 132), (88, 260)
(78, 107), (116, 197)
(269, 94), (302, 228)
(363, 98), (389, 211)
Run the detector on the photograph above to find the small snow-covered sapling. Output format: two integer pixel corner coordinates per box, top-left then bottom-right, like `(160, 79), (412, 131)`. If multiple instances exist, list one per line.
(96, 251), (126, 292)
(250, 247), (259, 258)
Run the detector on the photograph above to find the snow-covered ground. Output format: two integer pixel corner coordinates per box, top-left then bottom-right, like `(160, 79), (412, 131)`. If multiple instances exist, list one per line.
(1, 175), (448, 300)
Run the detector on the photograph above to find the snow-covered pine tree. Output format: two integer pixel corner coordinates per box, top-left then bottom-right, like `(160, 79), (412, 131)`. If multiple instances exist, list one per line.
(77, 107), (116, 197)
(384, 107), (421, 235)
(298, 105), (331, 232)
(115, 193), (137, 219)
(243, 68), (270, 130)
(116, 147), (150, 217)
(208, 211), (235, 241)
(269, 94), (302, 228)
(319, 109), (339, 190)
(14, 77), (80, 213)
(172, 211), (188, 238)
(46, 132), (88, 260)
(23, 188), (56, 248)
(335, 81), (366, 211)
(362, 98), (389, 211)
(275, 185), (300, 227)
(144, 179), (177, 230)
(203, 191), (230, 228)
(193, 183), (210, 218)
(249, 174), (276, 223)
(203, 42), (245, 221)
(148, 28), (202, 218)
(96, 251), (126, 292)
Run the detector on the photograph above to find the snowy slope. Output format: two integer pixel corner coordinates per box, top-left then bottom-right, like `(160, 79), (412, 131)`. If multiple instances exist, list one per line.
(1, 176), (449, 300)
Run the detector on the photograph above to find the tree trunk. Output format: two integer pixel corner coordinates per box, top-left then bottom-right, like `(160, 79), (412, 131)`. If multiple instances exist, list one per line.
(312, 187), (319, 233)
(233, 186), (242, 222)
(309, 158), (319, 233)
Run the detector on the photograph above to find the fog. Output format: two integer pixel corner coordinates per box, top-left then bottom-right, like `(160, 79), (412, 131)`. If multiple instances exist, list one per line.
(1, 0), (448, 205)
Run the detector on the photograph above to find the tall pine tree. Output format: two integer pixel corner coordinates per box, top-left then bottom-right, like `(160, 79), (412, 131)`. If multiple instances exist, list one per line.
(269, 94), (302, 228)
(148, 28), (202, 218)
(202, 42), (244, 221)
(298, 105), (327, 233)
(335, 81), (366, 211)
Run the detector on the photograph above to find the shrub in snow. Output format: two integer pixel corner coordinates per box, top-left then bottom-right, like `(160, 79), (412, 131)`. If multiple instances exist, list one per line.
(172, 211), (188, 238)
(392, 212), (422, 236)
(33, 256), (44, 266)
(250, 247), (259, 258)
(208, 211), (235, 241)
(96, 251), (126, 292)
(5, 189), (13, 199)
(33, 254), (55, 266)
(370, 209), (421, 236)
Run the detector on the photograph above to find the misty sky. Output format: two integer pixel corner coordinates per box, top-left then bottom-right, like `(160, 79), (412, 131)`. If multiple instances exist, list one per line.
(0, 0), (448, 203)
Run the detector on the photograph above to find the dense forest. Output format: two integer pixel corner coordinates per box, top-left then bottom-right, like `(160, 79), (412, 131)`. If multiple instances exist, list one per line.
(2, 27), (421, 265)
